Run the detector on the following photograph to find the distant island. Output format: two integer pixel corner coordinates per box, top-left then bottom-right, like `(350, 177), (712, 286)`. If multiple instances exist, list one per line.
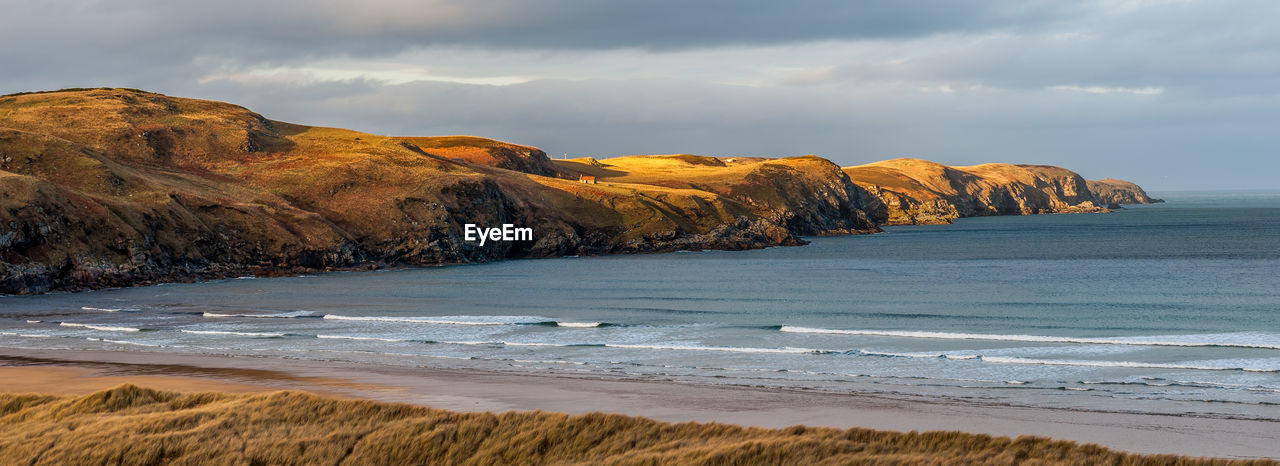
(0, 89), (1159, 294)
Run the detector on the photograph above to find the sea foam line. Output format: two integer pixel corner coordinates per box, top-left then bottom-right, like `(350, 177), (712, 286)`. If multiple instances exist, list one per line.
(180, 329), (287, 338)
(1, 332), (51, 338)
(81, 306), (139, 313)
(59, 322), (142, 332)
(203, 311), (317, 318)
(312, 336), (828, 355)
(979, 356), (1280, 373)
(779, 326), (1280, 350)
(605, 343), (829, 354)
(557, 322), (604, 328)
(87, 337), (160, 347)
(317, 335), (417, 343)
(322, 314), (555, 326)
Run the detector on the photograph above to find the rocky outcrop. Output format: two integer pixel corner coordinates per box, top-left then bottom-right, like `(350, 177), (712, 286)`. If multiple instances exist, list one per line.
(1087, 178), (1164, 206)
(0, 89), (876, 294)
(551, 154), (881, 236)
(843, 159), (1115, 225)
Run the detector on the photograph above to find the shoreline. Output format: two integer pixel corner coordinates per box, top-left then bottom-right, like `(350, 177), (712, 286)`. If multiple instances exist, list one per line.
(2, 347), (1276, 460)
(2, 203), (1161, 297)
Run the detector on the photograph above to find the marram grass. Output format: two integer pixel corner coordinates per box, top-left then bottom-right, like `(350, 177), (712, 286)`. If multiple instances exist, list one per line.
(0, 385), (1270, 465)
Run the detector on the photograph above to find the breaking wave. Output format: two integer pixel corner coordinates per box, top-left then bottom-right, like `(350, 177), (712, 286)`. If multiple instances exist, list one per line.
(779, 326), (1280, 350)
(59, 322), (142, 332)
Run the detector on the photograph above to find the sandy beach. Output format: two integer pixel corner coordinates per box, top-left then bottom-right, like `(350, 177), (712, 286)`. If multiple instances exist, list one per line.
(1, 347), (1275, 460)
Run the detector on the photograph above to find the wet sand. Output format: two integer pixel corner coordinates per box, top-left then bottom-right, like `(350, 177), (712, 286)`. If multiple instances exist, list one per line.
(1, 347), (1276, 460)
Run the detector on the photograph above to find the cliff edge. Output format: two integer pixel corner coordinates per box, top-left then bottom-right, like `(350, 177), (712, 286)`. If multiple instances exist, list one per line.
(0, 89), (880, 294)
(843, 158), (1160, 225)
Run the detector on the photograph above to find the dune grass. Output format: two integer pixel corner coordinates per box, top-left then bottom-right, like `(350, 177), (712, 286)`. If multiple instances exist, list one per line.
(0, 385), (1268, 465)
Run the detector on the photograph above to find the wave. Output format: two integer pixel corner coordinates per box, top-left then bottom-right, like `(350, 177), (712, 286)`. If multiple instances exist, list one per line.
(203, 311), (317, 319)
(439, 341), (828, 354)
(835, 347), (1280, 373)
(605, 343), (830, 355)
(59, 322), (142, 332)
(853, 350), (982, 360)
(979, 356), (1280, 373)
(779, 326), (1280, 350)
(1, 331), (51, 338)
(322, 314), (555, 326)
(180, 329), (287, 338)
(326, 337), (826, 355)
(317, 335), (419, 343)
(86, 337), (160, 347)
(81, 306), (140, 312)
(1078, 379), (1280, 393)
(557, 322), (605, 328)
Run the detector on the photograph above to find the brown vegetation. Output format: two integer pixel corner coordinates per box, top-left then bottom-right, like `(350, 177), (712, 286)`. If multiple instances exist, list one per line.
(0, 88), (1157, 294)
(0, 385), (1265, 466)
(0, 89), (879, 294)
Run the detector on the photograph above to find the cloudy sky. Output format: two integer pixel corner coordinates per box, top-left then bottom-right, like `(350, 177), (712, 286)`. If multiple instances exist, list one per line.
(3, 0), (1277, 190)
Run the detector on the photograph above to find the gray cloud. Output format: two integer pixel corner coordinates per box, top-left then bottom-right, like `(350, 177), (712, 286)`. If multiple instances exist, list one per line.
(187, 77), (1277, 191)
(2, 0), (1069, 58)
(2, 0), (1278, 189)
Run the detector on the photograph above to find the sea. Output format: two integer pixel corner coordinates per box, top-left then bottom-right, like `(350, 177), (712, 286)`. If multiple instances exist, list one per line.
(3, 191), (1279, 420)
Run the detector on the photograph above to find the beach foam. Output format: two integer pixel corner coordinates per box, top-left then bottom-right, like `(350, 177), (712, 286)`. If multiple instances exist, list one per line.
(606, 343), (829, 354)
(203, 311), (317, 318)
(322, 314), (555, 326)
(81, 306), (139, 313)
(557, 322), (604, 328)
(59, 322), (142, 332)
(86, 337), (160, 347)
(180, 329), (287, 338)
(780, 326), (1280, 350)
(317, 334), (420, 343)
(979, 356), (1280, 373)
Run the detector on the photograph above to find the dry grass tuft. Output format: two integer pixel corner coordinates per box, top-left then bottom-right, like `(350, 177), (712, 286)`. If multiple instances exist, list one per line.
(0, 385), (1269, 465)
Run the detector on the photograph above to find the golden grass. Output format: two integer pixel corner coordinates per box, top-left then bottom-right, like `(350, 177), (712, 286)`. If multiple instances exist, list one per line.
(0, 385), (1266, 466)
(3, 88), (820, 286)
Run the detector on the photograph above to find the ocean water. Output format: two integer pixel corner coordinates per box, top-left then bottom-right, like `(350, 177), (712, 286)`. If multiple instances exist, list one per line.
(3, 191), (1279, 419)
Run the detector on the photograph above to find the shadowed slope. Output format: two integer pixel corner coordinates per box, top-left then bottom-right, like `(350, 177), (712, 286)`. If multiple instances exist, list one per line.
(1088, 178), (1164, 206)
(0, 385), (1264, 465)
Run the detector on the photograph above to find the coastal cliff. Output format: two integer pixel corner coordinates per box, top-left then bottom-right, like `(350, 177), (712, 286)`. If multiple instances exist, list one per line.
(0, 89), (880, 294)
(1088, 178), (1164, 206)
(0, 89), (1160, 294)
(843, 158), (1160, 225)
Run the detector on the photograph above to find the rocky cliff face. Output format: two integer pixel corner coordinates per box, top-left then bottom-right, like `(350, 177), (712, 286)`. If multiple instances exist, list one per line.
(843, 159), (1152, 225)
(551, 154), (881, 235)
(1087, 178), (1164, 206)
(0, 89), (876, 294)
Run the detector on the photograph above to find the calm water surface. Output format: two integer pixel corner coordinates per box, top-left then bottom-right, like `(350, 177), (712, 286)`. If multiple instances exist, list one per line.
(3, 191), (1279, 419)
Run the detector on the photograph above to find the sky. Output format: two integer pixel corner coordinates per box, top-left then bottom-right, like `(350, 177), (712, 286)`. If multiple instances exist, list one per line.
(3, 0), (1278, 190)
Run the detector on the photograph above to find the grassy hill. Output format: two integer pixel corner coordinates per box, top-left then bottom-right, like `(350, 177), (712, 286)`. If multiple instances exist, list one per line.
(0, 385), (1260, 465)
(0, 89), (879, 294)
